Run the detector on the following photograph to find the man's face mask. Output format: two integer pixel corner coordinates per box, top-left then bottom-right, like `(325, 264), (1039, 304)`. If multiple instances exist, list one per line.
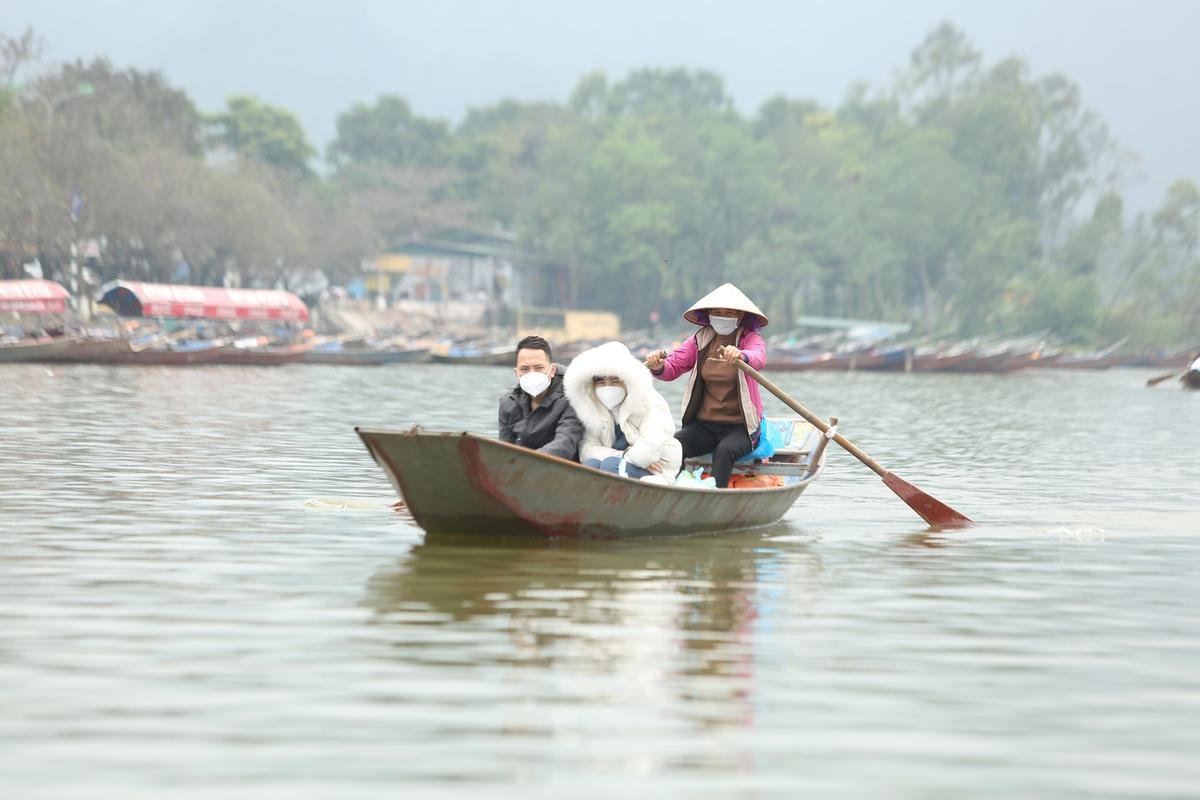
(519, 371), (551, 397)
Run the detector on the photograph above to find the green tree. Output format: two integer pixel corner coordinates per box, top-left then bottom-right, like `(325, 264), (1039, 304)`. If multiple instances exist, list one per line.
(327, 95), (449, 170)
(24, 58), (204, 154)
(603, 67), (732, 119)
(209, 95), (315, 180)
(454, 99), (576, 229)
(0, 26), (42, 116)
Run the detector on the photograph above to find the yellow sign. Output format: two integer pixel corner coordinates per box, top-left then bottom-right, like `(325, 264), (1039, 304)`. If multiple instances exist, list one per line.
(373, 254), (412, 274)
(517, 308), (620, 343)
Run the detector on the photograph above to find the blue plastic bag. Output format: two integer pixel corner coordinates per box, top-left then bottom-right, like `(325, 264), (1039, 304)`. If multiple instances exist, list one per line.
(736, 417), (784, 462)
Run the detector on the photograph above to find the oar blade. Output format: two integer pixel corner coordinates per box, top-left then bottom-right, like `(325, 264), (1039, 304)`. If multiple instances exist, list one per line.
(882, 472), (974, 529)
(1145, 371), (1182, 387)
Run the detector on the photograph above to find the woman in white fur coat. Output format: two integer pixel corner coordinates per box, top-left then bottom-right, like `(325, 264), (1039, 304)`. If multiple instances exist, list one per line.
(564, 341), (683, 481)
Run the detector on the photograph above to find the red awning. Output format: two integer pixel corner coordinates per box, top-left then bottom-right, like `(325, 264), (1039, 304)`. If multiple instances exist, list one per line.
(97, 281), (309, 322)
(0, 280), (69, 313)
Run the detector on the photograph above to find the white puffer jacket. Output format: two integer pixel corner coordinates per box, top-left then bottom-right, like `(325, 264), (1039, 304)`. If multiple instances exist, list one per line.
(564, 341), (683, 475)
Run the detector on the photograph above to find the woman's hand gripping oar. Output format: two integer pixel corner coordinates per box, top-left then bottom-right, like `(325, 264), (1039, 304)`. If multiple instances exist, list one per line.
(730, 358), (975, 529)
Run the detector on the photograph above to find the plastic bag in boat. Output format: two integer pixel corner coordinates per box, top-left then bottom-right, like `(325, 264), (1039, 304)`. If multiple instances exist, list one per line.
(673, 467), (717, 489)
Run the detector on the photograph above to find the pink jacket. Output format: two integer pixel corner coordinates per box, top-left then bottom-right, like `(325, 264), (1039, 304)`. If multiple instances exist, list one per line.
(653, 326), (767, 438)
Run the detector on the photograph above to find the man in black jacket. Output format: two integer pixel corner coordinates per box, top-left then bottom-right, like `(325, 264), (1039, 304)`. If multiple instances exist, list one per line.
(498, 335), (583, 460)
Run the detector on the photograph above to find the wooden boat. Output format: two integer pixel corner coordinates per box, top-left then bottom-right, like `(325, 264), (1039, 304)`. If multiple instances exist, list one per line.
(853, 347), (912, 371)
(376, 346), (432, 364)
(0, 336), (75, 362)
(1029, 337), (1128, 370)
(430, 345), (515, 366)
(301, 344), (432, 365)
(944, 350), (1026, 373)
(1019, 351), (1063, 369)
(1124, 350), (1193, 369)
(96, 340), (228, 365)
(770, 349), (894, 371)
(1034, 352), (1121, 370)
(822, 350), (892, 370)
(768, 352), (835, 371)
(356, 427), (824, 539)
(989, 350), (1044, 371)
(41, 337), (133, 362)
(909, 350), (978, 371)
(213, 341), (312, 366)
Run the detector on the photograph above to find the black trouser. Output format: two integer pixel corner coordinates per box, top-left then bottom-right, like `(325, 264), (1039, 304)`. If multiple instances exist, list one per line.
(675, 420), (753, 488)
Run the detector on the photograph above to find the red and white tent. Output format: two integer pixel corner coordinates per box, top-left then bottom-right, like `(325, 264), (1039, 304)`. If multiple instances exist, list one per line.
(0, 280), (70, 314)
(97, 281), (309, 322)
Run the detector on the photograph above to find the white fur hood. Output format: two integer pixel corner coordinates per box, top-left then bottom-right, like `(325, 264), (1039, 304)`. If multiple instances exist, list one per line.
(564, 341), (658, 431)
(564, 341), (682, 473)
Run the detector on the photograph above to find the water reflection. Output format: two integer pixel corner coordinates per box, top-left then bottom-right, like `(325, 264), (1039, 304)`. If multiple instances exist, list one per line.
(363, 528), (823, 728)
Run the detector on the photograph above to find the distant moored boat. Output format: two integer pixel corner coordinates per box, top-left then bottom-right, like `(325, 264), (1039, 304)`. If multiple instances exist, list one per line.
(0, 337), (75, 362)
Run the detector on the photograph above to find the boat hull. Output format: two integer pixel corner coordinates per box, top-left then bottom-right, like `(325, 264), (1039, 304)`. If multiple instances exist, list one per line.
(356, 428), (816, 539)
(1127, 352), (1192, 369)
(1184, 371), (1200, 390)
(0, 337), (76, 362)
(768, 354), (835, 371)
(302, 346), (432, 365)
(944, 351), (1027, 373)
(212, 344), (312, 366)
(910, 351), (978, 371)
(1034, 354), (1122, 370)
(41, 338), (133, 362)
(430, 349), (514, 366)
(768, 351), (890, 371)
(95, 343), (228, 365)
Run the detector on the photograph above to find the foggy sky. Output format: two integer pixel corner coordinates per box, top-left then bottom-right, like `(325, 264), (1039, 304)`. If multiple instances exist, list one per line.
(4, 0), (1196, 213)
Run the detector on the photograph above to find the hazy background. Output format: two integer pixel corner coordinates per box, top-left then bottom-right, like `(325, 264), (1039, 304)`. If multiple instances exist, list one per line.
(4, 0), (1196, 211)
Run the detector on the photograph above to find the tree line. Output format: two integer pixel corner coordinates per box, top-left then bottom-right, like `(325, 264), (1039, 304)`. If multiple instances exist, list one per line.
(1, 23), (1196, 345)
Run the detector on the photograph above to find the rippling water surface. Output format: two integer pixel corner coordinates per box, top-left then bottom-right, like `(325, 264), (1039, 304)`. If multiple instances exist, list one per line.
(1, 363), (1198, 798)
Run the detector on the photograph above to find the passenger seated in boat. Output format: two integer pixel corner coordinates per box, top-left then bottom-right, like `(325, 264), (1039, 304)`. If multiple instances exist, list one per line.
(644, 282), (768, 488)
(564, 341), (683, 481)
(498, 335), (584, 460)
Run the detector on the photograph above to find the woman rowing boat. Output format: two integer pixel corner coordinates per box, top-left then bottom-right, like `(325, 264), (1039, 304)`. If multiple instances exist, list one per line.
(643, 283), (769, 488)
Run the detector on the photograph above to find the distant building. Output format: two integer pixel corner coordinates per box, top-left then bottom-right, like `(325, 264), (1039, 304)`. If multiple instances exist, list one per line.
(364, 234), (568, 316)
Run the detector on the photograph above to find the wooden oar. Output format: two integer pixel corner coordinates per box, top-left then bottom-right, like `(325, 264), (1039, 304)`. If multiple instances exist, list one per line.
(731, 358), (975, 529)
(1146, 369), (1184, 387)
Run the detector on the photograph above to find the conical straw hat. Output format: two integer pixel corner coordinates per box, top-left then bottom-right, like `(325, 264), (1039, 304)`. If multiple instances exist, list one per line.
(683, 283), (768, 328)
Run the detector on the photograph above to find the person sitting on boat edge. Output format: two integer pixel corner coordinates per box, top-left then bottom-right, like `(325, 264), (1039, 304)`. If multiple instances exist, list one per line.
(643, 282), (768, 489)
(498, 335), (584, 460)
(564, 341), (682, 482)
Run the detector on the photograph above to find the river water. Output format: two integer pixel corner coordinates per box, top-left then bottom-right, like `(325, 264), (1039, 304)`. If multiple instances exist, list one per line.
(1, 362), (1197, 798)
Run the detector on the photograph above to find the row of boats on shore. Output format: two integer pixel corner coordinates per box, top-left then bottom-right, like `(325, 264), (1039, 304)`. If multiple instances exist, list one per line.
(761, 334), (1198, 373)
(2, 278), (1192, 373)
(4, 331), (1195, 374)
(2, 329), (1196, 373)
(0, 331), (476, 366)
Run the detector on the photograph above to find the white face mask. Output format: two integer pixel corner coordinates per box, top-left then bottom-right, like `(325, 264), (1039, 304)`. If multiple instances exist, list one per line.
(596, 385), (626, 409)
(518, 371), (551, 397)
(709, 315), (739, 335)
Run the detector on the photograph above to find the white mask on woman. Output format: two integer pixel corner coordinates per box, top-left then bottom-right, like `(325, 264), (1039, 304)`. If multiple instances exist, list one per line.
(596, 385), (626, 409)
(709, 315), (739, 335)
(519, 372), (551, 397)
